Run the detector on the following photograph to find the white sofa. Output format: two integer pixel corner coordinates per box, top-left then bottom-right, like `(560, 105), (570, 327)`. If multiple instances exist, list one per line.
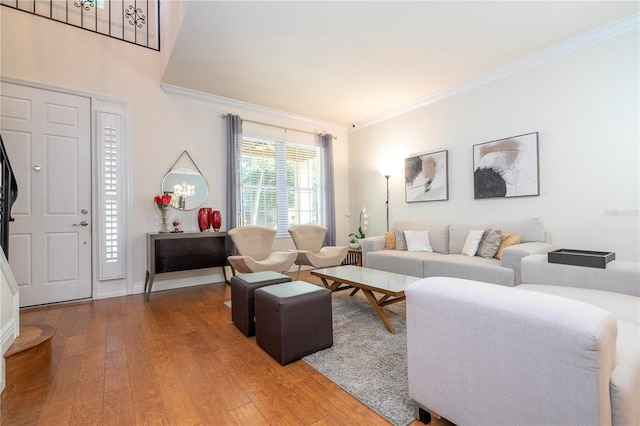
(405, 255), (640, 426)
(361, 217), (558, 285)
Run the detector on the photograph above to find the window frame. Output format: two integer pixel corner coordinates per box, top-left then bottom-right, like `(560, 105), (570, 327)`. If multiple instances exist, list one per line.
(237, 134), (324, 237)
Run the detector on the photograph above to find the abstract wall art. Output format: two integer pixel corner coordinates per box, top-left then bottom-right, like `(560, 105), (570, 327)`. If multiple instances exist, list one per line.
(405, 150), (448, 202)
(473, 132), (539, 199)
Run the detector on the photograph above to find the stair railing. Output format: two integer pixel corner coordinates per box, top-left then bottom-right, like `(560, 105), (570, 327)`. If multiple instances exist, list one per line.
(1, 0), (160, 51)
(0, 134), (18, 257)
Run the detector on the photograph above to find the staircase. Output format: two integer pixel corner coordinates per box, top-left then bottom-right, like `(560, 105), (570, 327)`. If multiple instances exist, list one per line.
(0, 129), (56, 393)
(4, 324), (56, 384)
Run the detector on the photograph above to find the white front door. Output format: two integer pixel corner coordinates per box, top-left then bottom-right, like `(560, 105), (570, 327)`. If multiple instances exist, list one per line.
(1, 82), (92, 307)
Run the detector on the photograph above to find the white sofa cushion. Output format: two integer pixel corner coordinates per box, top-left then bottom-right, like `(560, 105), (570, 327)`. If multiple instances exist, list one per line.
(462, 229), (484, 256)
(405, 230), (433, 252)
(367, 250), (441, 277)
(391, 220), (450, 254)
(423, 254), (514, 287)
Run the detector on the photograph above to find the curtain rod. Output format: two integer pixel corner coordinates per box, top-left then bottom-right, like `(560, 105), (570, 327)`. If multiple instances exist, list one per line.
(222, 114), (336, 139)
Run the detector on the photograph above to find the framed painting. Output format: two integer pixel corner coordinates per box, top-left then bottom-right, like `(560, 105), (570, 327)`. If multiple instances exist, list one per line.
(473, 132), (539, 199)
(405, 150), (448, 202)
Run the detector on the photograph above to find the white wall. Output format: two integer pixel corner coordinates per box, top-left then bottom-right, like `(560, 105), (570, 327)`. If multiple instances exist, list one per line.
(348, 30), (639, 261)
(159, 0), (188, 75)
(0, 7), (349, 298)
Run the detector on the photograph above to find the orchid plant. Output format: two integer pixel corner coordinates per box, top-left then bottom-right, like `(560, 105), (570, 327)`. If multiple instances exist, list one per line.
(348, 206), (369, 243)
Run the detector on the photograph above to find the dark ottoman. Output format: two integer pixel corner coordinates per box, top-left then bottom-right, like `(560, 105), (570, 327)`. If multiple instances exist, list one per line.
(230, 271), (291, 337)
(254, 280), (333, 365)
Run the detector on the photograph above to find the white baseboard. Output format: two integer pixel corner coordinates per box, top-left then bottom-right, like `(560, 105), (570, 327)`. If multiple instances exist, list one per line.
(132, 269), (227, 295)
(1, 357), (4, 394)
(131, 265), (311, 295)
(1, 317), (19, 395)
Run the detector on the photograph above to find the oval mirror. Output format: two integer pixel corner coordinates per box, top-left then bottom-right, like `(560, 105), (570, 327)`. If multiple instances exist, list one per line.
(161, 151), (208, 211)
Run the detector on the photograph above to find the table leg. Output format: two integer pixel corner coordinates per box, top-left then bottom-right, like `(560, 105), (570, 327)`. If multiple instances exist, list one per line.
(319, 277), (349, 292)
(361, 289), (397, 334)
(319, 277), (331, 289)
(222, 265), (233, 284)
(144, 270), (155, 301)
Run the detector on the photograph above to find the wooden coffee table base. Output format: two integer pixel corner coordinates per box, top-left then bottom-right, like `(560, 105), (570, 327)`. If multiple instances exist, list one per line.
(315, 275), (406, 334)
(360, 289), (406, 334)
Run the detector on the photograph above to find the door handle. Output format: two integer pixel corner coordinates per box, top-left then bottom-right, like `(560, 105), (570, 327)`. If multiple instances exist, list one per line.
(73, 221), (89, 226)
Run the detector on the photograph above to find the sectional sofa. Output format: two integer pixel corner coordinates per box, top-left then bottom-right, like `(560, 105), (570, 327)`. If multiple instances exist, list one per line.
(406, 255), (640, 426)
(360, 217), (558, 285)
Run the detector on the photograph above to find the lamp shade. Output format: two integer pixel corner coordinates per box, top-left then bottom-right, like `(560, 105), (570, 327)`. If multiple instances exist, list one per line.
(379, 167), (393, 177)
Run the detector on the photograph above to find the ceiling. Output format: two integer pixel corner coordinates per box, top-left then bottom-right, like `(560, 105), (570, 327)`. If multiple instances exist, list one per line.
(162, 1), (639, 127)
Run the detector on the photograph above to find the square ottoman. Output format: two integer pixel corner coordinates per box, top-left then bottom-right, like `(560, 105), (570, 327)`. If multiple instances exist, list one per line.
(230, 271), (292, 337)
(254, 280), (333, 365)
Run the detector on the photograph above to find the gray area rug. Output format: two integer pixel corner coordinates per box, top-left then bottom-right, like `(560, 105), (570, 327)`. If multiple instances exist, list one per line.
(303, 289), (414, 426)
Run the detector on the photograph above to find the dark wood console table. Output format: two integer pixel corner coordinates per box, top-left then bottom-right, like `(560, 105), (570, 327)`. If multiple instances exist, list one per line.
(144, 232), (230, 300)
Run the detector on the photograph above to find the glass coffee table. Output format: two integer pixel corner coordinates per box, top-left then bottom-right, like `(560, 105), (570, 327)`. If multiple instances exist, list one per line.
(311, 265), (422, 334)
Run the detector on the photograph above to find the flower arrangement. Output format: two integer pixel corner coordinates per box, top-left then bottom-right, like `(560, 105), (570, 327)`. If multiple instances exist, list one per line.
(348, 206), (369, 243)
(154, 194), (172, 209)
(154, 194), (172, 232)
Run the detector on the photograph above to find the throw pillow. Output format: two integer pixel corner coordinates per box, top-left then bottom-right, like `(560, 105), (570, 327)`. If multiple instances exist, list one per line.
(404, 230), (433, 252)
(461, 230), (485, 257)
(384, 232), (396, 250)
(395, 229), (408, 251)
(477, 229), (503, 258)
(495, 233), (522, 260)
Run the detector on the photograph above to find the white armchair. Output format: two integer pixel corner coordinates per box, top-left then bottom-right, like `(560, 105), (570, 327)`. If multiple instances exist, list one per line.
(288, 224), (349, 279)
(227, 226), (297, 274)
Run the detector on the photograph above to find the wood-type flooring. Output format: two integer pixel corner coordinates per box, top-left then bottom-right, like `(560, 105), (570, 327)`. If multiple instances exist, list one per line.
(1, 271), (449, 425)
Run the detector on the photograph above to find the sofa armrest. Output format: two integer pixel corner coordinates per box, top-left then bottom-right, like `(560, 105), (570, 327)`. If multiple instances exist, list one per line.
(359, 236), (385, 268)
(406, 277), (617, 426)
(522, 254), (640, 296)
(501, 242), (560, 284)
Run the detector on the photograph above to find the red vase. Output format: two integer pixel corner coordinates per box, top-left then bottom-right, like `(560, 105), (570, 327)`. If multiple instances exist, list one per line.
(210, 210), (222, 232)
(198, 207), (212, 232)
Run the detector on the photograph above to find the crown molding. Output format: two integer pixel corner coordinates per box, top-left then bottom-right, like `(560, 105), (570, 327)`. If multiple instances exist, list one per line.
(160, 83), (348, 132)
(351, 13), (639, 132)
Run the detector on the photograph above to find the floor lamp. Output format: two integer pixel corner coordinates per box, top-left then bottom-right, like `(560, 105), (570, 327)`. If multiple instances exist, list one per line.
(384, 174), (390, 232)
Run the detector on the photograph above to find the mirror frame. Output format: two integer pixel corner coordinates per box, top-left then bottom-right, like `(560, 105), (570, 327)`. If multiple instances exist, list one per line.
(161, 151), (208, 211)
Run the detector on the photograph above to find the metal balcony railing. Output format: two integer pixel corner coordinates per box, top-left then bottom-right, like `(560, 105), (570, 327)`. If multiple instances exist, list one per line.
(2, 0), (160, 51)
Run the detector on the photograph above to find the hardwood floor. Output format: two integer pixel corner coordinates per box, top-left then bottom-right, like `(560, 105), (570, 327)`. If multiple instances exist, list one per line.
(1, 272), (439, 425)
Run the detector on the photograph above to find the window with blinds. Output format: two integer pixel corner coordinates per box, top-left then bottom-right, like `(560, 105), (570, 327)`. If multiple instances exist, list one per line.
(104, 125), (118, 262)
(239, 136), (321, 236)
(98, 111), (124, 280)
